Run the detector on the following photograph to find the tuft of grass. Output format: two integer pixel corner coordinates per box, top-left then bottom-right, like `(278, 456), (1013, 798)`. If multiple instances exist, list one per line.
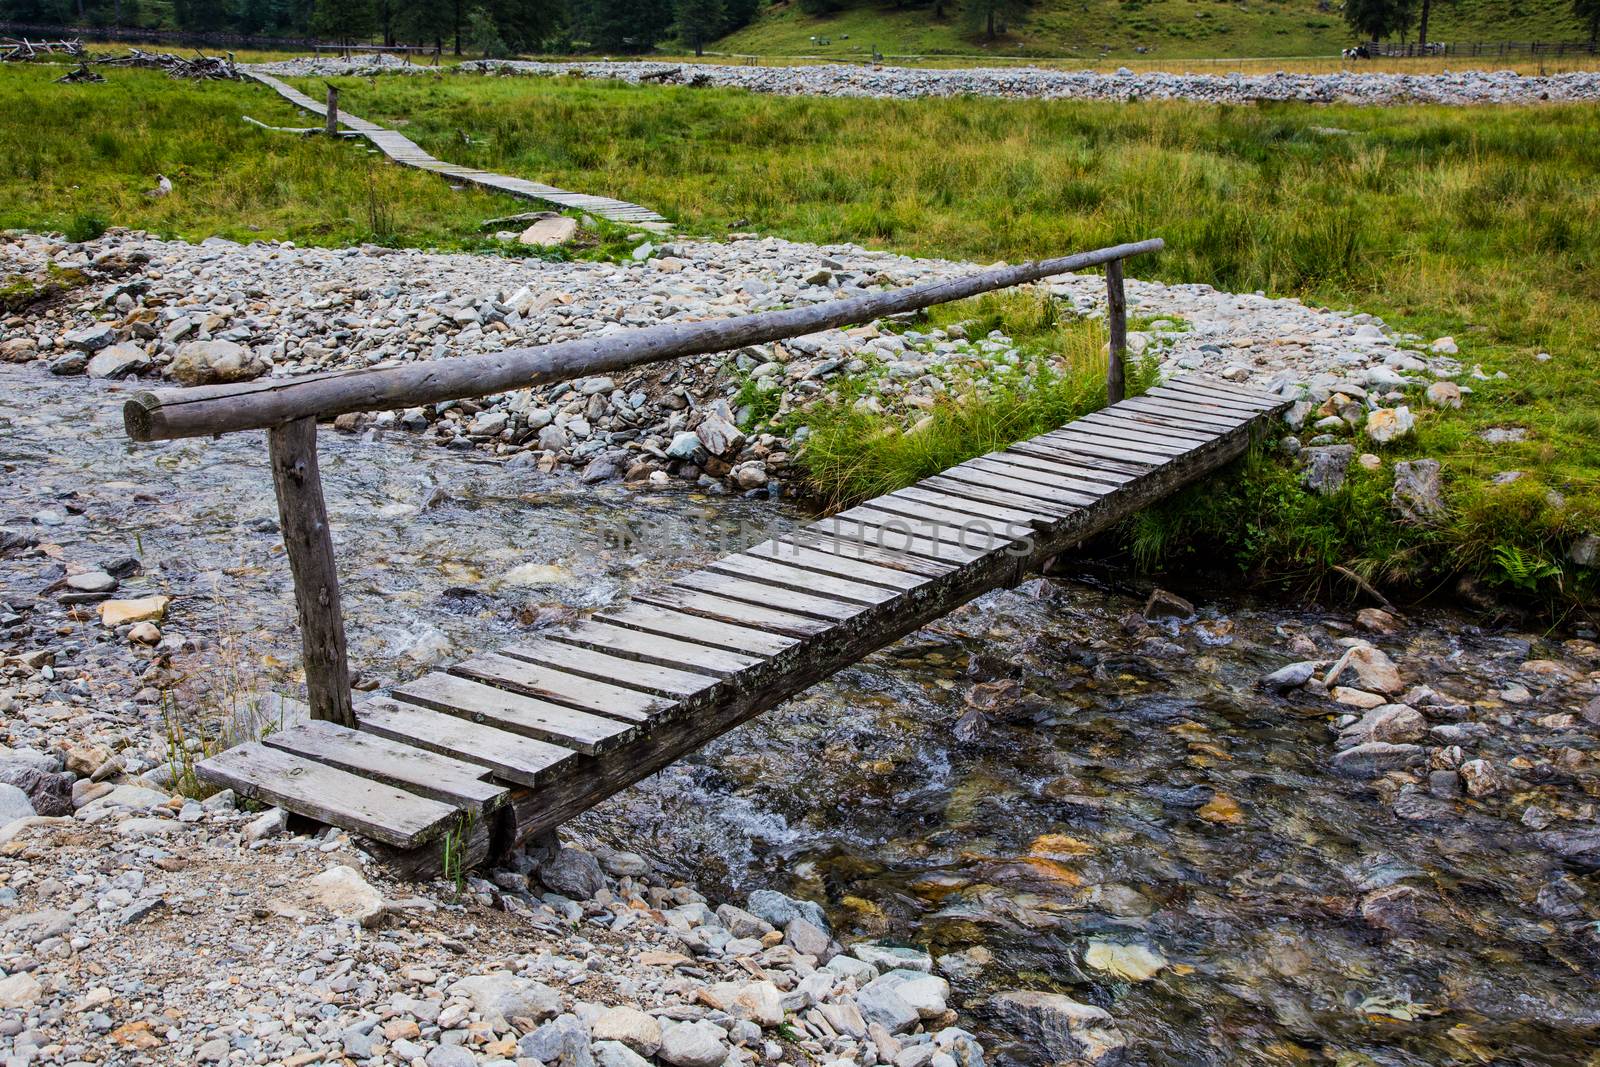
(797, 298), (1159, 509)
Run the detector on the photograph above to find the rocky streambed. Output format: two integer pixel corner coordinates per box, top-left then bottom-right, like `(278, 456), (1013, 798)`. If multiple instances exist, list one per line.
(1, 231), (1598, 1065)
(254, 54), (1600, 107)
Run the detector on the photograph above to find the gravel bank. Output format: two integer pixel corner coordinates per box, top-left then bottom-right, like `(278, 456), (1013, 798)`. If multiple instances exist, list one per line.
(251, 54), (1600, 106)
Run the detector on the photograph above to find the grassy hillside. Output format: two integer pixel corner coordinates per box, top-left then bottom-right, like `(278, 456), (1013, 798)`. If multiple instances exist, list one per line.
(713, 0), (1589, 59)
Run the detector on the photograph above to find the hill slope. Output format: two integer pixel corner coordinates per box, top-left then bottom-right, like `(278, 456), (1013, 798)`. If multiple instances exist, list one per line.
(713, 0), (1589, 59)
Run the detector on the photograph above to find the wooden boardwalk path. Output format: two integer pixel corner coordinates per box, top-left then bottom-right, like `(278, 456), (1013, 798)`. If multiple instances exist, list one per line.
(242, 69), (670, 229)
(198, 375), (1289, 869)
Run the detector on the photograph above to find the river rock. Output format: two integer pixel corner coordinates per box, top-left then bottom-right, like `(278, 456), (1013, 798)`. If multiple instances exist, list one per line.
(169, 339), (268, 386)
(1425, 381), (1462, 409)
(1083, 940), (1166, 982)
(696, 413), (745, 457)
(1331, 741), (1424, 776)
(854, 975), (920, 1034)
(0, 337), (37, 362)
(0, 784), (36, 825)
(784, 916), (834, 959)
(65, 323), (116, 352)
(711, 980), (784, 1027)
(306, 865), (386, 927)
(1302, 445), (1354, 495)
(747, 888), (828, 931)
(0, 973), (43, 1009)
(1534, 829), (1600, 868)
(518, 1013), (592, 1067)
(1392, 459), (1445, 522)
(1570, 534), (1598, 567)
(537, 846), (606, 898)
(1142, 588), (1193, 621)
(1338, 703), (1426, 747)
(853, 943), (934, 974)
(452, 973), (562, 1029)
(989, 991), (1126, 1064)
(98, 595), (169, 627)
(715, 903), (773, 938)
(1324, 644), (1402, 695)
(520, 216), (578, 247)
(657, 1020), (729, 1067)
(85, 343), (150, 379)
(1458, 758), (1506, 797)
(592, 1006), (661, 1055)
(0, 765), (73, 817)
(1366, 406), (1414, 443)
(595, 1041), (653, 1067)
(1260, 661), (1317, 692)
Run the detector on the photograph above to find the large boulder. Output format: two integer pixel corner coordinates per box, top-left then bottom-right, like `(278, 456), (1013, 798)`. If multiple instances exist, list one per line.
(168, 339), (268, 387)
(536, 846), (606, 899)
(1324, 643), (1403, 695)
(1302, 445), (1354, 496)
(451, 972), (562, 1030)
(989, 991), (1126, 1064)
(86, 343), (150, 380)
(1392, 459), (1445, 523)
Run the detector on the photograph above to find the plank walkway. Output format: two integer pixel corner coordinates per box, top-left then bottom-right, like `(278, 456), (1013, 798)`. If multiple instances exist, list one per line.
(199, 375), (1289, 869)
(242, 69), (670, 229)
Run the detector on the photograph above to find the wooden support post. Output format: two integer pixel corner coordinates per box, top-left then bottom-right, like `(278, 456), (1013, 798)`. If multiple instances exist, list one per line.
(324, 83), (339, 136)
(266, 417), (355, 727)
(1105, 257), (1127, 405)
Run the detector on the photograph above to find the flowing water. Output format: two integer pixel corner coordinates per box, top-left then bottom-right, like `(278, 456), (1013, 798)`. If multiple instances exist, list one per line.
(3, 366), (1596, 1065)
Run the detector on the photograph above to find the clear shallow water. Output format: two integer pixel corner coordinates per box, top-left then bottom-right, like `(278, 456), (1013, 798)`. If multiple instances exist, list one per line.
(4, 366), (1596, 1065)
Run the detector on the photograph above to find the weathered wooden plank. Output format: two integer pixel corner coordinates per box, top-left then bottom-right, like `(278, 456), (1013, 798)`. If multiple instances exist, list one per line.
(597, 601), (799, 656)
(1042, 424), (1192, 459)
(963, 455), (1123, 497)
(675, 570), (866, 621)
(393, 672), (634, 754)
(1114, 396), (1245, 429)
(1076, 410), (1213, 444)
(932, 467), (1098, 509)
(451, 653), (665, 723)
(635, 587), (834, 638)
(816, 513), (998, 562)
(1007, 439), (1155, 477)
(198, 742), (457, 848)
(1144, 383), (1271, 416)
(892, 485), (1066, 526)
(1162, 376), (1285, 407)
(550, 620), (763, 677)
(985, 450), (1135, 487)
(778, 527), (961, 578)
(498, 639), (721, 699)
(746, 539), (934, 589)
(357, 697), (574, 786)
(1014, 433), (1168, 469)
(263, 720), (507, 811)
(706, 554), (902, 606)
(266, 417), (353, 727)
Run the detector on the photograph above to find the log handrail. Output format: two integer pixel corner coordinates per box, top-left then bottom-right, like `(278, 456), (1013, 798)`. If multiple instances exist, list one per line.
(122, 237), (1161, 724)
(123, 238), (1162, 442)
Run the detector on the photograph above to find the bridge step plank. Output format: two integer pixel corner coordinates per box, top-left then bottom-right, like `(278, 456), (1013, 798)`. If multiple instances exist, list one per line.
(706, 554), (904, 606)
(776, 529), (963, 578)
(198, 742), (458, 847)
(927, 470), (1095, 511)
(675, 569), (867, 621)
(1076, 411), (1213, 444)
(263, 720), (508, 812)
(451, 653), (666, 722)
(636, 587), (835, 638)
(393, 671), (635, 754)
(745, 539), (938, 589)
(499, 639), (722, 698)
(550, 620), (764, 677)
(597, 602), (799, 656)
(357, 697), (575, 786)
(1045, 424), (1193, 459)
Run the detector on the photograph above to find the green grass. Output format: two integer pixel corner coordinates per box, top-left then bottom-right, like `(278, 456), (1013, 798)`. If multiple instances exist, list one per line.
(713, 0), (1590, 60)
(3, 65), (1596, 607)
(798, 292), (1162, 508)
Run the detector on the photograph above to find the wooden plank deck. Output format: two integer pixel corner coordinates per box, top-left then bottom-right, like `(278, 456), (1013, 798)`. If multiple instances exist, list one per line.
(197, 375), (1289, 865)
(241, 70), (670, 229)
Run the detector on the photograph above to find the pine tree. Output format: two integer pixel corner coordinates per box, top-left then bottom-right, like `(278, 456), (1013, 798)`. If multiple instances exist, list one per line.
(312, 0), (377, 42)
(1341, 0), (1418, 43)
(1576, 0), (1600, 48)
(963, 0), (1025, 41)
(676, 0), (723, 55)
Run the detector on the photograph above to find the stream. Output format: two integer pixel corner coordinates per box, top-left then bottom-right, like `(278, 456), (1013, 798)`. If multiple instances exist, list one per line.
(2, 365), (1596, 1065)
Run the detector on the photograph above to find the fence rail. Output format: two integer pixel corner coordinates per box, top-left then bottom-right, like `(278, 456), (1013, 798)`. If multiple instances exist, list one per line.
(1364, 39), (1598, 58)
(122, 239), (1162, 724)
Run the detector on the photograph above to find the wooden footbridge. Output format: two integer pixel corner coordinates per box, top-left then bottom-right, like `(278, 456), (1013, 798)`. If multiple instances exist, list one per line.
(243, 69), (670, 229)
(122, 238), (1289, 875)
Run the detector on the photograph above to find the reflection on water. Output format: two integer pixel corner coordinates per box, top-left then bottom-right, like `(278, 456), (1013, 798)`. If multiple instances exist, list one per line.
(4, 367), (1595, 1065)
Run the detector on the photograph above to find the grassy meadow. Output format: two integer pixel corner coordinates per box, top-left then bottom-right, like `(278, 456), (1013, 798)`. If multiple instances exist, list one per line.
(1, 63), (1596, 608)
(713, 0), (1590, 59)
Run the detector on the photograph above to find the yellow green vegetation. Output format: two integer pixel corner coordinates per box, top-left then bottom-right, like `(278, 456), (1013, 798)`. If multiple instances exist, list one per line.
(1, 65), (1595, 607)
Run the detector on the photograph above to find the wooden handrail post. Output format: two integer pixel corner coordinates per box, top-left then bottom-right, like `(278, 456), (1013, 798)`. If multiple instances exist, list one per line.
(324, 83), (339, 136)
(1105, 257), (1127, 405)
(267, 417), (355, 727)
